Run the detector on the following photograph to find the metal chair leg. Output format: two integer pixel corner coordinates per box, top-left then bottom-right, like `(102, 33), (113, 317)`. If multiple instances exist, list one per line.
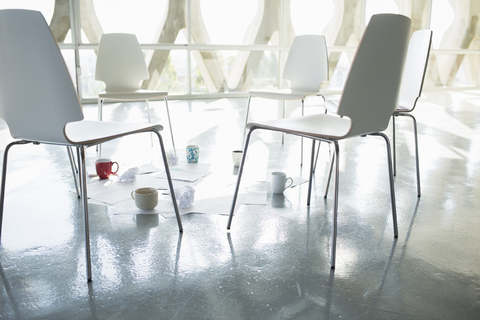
(67, 146), (81, 198)
(0, 141), (31, 241)
(97, 98), (104, 121)
(146, 100), (154, 147)
(281, 100), (286, 145)
(370, 133), (398, 237)
(410, 114), (421, 197)
(78, 146), (92, 282)
(397, 113), (421, 197)
(324, 148), (336, 198)
(307, 140), (316, 206)
(330, 141), (340, 269)
(153, 131), (183, 232)
(241, 95), (252, 150)
(300, 99), (305, 166)
(96, 98), (105, 155)
(228, 128), (253, 230)
(392, 115), (397, 176)
(312, 141), (321, 173)
(313, 106), (329, 174)
(164, 97), (177, 157)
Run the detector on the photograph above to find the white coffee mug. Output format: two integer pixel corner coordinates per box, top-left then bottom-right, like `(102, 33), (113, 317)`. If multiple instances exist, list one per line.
(232, 150), (243, 167)
(271, 172), (293, 194)
(131, 187), (158, 210)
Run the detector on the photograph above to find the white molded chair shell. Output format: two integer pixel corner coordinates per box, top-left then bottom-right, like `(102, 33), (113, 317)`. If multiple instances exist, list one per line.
(336, 15), (410, 138)
(325, 29), (433, 116)
(95, 33), (149, 93)
(393, 29), (433, 196)
(245, 35), (329, 163)
(0, 10), (83, 145)
(228, 14), (411, 269)
(249, 34), (329, 99)
(94, 33), (175, 153)
(0, 9), (182, 282)
(283, 35), (329, 92)
(322, 29), (432, 197)
(397, 29), (433, 112)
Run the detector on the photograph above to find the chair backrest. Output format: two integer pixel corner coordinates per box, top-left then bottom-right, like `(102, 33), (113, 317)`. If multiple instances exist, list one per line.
(398, 29), (433, 111)
(0, 9), (84, 144)
(95, 33), (149, 92)
(337, 14), (411, 137)
(282, 35), (329, 93)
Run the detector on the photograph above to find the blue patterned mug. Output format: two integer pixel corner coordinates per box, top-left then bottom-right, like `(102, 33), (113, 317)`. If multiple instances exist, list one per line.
(186, 145), (199, 163)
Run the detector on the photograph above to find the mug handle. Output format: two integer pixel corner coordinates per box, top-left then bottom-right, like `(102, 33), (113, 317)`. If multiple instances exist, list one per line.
(112, 162), (119, 174)
(285, 177), (293, 189)
(131, 191), (135, 200)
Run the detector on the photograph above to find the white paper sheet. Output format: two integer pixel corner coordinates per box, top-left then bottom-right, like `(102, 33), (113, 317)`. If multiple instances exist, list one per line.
(111, 194), (246, 218)
(151, 162), (211, 182)
(157, 168), (210, 182)
(244, 191), (267, 205)
(290, 177), (309, 188)
(87, 174), (189, 205)
(137, 163), (161, 175)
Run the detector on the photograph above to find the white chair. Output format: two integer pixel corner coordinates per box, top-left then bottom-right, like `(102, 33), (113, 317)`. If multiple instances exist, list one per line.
(228, 14), (411, 269)
(324, 30), (433, 197)
(392, 29), (432, 197)
(244, 35), (329, 164)
(95, 33), (176, 154)
(0, 9), (183, 282)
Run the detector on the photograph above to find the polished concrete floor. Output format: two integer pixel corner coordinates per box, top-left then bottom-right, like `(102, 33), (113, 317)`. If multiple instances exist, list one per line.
(0, 90), (479, 319)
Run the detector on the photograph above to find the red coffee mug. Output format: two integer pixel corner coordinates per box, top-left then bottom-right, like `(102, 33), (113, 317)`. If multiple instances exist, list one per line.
(95, 158), (119, 179)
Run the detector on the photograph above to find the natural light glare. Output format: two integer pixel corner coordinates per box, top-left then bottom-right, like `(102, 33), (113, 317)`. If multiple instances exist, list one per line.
(1, 0), (479, 94)
(200, 0), (257, 44)
(421, 102), (475, 140)
(93, 0), (167, 43)
(430, 0), (455, 49)
(365, 0), (399, 23)
(0, 0), (54, 21)
(291, 0), (334, 35)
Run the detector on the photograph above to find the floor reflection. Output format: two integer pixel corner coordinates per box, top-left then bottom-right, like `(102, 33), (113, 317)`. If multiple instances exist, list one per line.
(1, 91), (480, 319)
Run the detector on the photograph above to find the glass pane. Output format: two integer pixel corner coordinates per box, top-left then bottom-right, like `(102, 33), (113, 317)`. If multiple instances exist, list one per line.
(0, 1), (72, 43)
(88, 0), (171, 44)
(0, 0), (54, 21)
(409, 1), (431, 31)
(148, 50), (188, 95)
(251, 50), (280, 90)
(365, 0), (399, 22)
(430, 0), (479, 50)
(327, 51), (352, 90)
(198, 0), (257, 44)
(61, 49), (77, 90)
(327, 6), (363, 47)
(80, 50), (104, 99)
(80, 49), (188, 99)
(190, 50), (228, 93)
(426, 53), (480, 88)
(290, 0), (334, 36)
(191, 50), (279, 93)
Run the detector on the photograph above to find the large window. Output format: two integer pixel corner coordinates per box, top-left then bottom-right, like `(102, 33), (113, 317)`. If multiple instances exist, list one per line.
(0, 0), (479, 102)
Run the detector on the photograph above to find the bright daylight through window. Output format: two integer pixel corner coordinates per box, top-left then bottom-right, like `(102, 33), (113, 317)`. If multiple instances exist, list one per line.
(0, 0), (479, 101)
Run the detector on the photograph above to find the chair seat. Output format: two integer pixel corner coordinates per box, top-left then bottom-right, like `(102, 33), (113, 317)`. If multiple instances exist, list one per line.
(99, 89), (168, 101)
(326, 98), (415, 115)
(394, 102), (414, 113)
(247, 113), (352, 140)
(249, 89), (318, 100)
(65, 120), (163, 145)
(229, 15), (411, 271)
